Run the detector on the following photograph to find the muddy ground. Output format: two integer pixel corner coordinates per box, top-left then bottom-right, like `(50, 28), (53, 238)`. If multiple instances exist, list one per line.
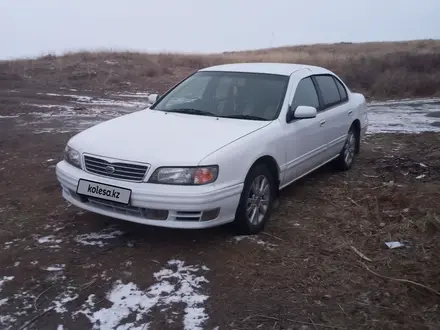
(1, 89), (440, 330)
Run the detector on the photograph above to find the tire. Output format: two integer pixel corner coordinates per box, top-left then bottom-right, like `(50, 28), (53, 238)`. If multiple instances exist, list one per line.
(233, 164), (276, 235)
(333, 125), (358, 171)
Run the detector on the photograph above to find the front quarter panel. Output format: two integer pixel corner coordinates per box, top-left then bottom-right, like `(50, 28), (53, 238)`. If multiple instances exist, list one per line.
(198, 121), (285, 189)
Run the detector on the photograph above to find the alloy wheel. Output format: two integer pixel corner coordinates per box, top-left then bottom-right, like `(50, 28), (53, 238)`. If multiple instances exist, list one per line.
(344, 131), (356, 166)
(246, 175), (271, 225)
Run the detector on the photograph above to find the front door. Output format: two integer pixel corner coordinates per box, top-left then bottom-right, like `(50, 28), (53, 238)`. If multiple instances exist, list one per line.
(282, 76), (327, 185)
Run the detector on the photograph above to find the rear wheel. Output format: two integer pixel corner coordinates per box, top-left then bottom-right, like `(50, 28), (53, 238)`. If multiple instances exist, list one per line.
(233, 164), (275, 235)
(333, 126), (357, 171)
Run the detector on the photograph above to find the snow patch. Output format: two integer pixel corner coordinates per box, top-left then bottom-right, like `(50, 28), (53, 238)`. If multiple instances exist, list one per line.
(37, 235), (62, 244)
(0, 284), (82, 329)
(64, 94), (94, 102)
(35, 235), (62, 248)
(34, 128), (74, 134)
(18, 101), (133, 134)
(46, 272), (66, 283)
(367, 98), (440, 134)
(76, 260), (210, 330)
(115, 92), (150, 98)
(0, 115), (19, 119)
(0, 276), (14, 291)
(231, 235), (278, 250)
(74, 226), (124, 247)
(23, 103), (75, 110)
(0, 286), (37, 329)
(82, 264), (96, 269)
(369, 97), (440, 106)
(4, 239), (23, 250)
(41, 92), (147, 108)
(75, 97), (146, 108)
(0, 315), (17, 327)
(56, 90), (151, 109)
(21, 108), (78, 119)
(52, 287), (79, 314)
(14, 92), (440, 135)
(0, 261), (210, 330)
(44, 264), (65, 272)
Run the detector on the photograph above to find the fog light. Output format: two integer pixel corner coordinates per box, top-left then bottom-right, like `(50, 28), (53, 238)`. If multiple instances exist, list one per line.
(201, 208), (220, 221)
(144, 208), (169, 220)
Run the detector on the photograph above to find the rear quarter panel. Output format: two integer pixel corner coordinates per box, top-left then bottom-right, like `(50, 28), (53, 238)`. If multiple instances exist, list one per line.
(350, 92), (369, 137)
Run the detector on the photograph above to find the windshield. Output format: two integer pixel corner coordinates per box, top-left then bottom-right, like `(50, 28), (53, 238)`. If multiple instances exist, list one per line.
(150, 71), (289, 121)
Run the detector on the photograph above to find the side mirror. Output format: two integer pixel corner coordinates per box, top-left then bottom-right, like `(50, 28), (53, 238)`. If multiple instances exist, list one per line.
(147, 93), (160, 104)
(290, 105), (317, 120)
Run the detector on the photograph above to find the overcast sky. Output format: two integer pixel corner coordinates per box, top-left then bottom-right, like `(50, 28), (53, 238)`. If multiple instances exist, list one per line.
(1, 0), (439, 60)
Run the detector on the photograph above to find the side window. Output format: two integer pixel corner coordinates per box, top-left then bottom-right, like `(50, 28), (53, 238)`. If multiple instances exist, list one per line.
(333, 77), (348, 101)
(291, 77), (320, 110)
(314, 75), (341, 108)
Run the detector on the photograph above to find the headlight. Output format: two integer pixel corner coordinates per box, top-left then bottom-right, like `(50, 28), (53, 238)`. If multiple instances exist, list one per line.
(148, 166), (218, 185)
(64, 145), (82, 169)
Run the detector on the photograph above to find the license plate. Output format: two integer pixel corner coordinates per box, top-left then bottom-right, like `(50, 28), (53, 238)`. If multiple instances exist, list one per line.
(76, 179), (131, 205)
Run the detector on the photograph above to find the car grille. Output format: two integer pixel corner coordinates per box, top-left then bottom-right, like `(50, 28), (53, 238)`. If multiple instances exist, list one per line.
(84, 196), (169, 220)
(86, 196), (144, 216)
(83, 155), (149, 182)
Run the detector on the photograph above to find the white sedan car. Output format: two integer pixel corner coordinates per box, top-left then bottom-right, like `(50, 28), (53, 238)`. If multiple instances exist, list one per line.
(56, 62), (368, 234)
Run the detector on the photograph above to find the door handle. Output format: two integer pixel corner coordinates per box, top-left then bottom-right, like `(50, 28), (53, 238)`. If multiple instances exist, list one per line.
(348, 110), (353, 116)
(319, 120), (326, 126)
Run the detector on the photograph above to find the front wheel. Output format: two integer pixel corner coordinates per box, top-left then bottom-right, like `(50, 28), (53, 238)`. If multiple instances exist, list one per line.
(233, 164), (275, 235)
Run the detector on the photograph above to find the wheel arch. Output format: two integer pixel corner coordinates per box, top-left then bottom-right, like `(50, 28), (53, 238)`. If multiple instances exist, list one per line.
(248, 155), (281, 191)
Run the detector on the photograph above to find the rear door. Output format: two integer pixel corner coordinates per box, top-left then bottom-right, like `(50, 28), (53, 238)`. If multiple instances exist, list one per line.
(312, 74), (352, 159)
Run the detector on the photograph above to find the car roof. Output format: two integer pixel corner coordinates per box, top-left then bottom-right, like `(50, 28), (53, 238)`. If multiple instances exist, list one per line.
(198, 62), (332, 76)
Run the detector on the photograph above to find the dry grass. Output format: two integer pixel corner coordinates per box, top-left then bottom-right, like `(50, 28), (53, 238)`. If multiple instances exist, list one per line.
(1, 39), (440, 99)
(228, 132), (440, 329)
(4, 129), (439, 329)
(0, 80), (440, 327)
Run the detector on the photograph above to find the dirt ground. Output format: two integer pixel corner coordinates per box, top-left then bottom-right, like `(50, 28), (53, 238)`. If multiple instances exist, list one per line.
(1, 90), (440, 330)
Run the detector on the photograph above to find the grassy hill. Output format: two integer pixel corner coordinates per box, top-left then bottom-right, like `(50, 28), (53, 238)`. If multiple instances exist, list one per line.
(1, 39), (440, 100)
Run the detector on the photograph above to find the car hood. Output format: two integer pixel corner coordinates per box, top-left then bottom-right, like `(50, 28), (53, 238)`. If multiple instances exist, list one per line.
(69, 109), (271, 166)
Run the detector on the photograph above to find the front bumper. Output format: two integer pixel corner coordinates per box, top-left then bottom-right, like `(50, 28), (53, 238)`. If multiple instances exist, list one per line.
(56, 160), (243, 229)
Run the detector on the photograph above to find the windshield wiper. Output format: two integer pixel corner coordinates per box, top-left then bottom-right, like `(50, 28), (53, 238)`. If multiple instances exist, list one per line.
(220, 114), (268, 121)
(166, 108), (217, 117)
(166, 109), (268, 121)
